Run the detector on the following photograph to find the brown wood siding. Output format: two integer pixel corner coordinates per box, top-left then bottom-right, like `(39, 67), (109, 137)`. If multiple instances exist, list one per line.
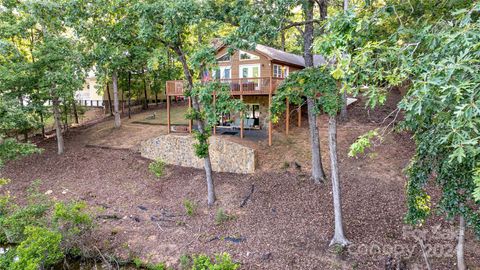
(216, 47), (272, 78)
(215, 47), (305, 79)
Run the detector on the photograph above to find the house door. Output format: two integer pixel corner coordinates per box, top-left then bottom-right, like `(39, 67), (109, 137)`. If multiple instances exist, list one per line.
(239, 64), (260, 90)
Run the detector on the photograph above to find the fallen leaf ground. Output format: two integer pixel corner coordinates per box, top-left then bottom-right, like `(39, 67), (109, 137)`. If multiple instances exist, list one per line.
(1, 91), (479, 269)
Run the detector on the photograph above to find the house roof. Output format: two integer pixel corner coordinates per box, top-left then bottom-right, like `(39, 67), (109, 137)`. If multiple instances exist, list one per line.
(214, 39), (326, 68)
(255, 44), (326, 68)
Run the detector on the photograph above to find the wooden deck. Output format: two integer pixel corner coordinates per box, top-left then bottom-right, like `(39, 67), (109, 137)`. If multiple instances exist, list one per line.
(166, 77), (284, 96)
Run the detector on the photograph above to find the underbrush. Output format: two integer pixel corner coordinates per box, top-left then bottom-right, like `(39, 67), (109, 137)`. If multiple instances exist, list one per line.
(181, 253), (239, 270)
(0, 179), (94, 269)
(0, 179), (241, 269)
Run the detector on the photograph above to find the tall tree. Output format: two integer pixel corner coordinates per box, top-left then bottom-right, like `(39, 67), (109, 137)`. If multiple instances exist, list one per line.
(271, 67), (350, 246)
(69, 0), (142, 129)
(325, 1), (480, 267)
(1, 0), (86, 155)
(301, 0), (327, 183)
(222, 0), (329, 183)
(139, 0), (232, 205)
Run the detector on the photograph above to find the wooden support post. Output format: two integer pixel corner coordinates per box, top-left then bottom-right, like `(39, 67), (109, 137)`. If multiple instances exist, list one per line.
(286, 97), (290, 135)
(268, 77), (273, 146)
(240, 95), (244, 139)
(167, 95), (171, 133)
(213, 92), (216, 135)
(298, 104), (302, 127)
(188, 97), (192, 133)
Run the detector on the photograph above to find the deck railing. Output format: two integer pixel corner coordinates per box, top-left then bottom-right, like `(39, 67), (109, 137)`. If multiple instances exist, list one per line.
(166, 77), (284, 96)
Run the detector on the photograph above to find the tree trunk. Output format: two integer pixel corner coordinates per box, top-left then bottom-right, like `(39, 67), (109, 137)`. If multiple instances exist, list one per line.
(18, 96), (28, 142)
(173, 45), (216, 206)
(63, 102), (68, 130)
(112, 71), (121, 128)
(340, 86), (348, 121)
(39, 110), (46, 138)
(72, 99), (79, 124)
(143, 71), (148, 110)
(457, 215), (466, 270)
(328, 116), (349, 246)
(155, 92), (158, 106)
(303, 0), (326, 183)
(340, 0), (348, 121)
(307, 98), (326, 183)
(52, 95), (64, 155)
(106, 82), (113, 116)
(127, 71), (131, 119)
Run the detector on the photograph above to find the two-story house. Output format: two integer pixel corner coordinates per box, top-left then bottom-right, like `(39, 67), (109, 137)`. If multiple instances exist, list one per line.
(165, 43), (326, 146)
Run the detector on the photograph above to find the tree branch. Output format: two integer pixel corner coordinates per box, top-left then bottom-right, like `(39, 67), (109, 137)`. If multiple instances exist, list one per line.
(281, 19), (322, 31)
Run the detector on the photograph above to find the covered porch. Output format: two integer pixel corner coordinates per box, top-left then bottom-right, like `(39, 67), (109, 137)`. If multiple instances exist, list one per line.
(165, 77), (302, 146)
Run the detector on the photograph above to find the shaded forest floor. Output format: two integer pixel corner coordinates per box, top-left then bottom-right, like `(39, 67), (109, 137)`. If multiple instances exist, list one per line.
(2, 90), (479, 269)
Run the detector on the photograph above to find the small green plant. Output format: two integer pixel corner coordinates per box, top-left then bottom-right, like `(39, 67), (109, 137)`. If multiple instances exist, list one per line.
(179, 254), (192, 269)
(133, 257), (143, 268)
(149, 159), (165, 178)
(0, 178), (10, 186)
(192, 253), (239, 270)
(133, 257), (167, 270)
(348, 129), (380, 158)
(331, 243), (345, 255)
(215, 208), (234, 225)
(183, 199), (197, 216)
(281, 161), (290, 170)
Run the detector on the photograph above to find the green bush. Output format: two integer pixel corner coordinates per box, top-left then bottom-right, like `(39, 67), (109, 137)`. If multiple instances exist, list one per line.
(149, 159), (165, 178)
(183, 199), (197, 216)
(192, 253), (239, 270)
(0, 203), (49, 243)
(0, 180), (94, 269)
(52, 201), (93, 255)
(0, 247), (18, 269)
(179, 254), (192, 269)
(11, 226), (64, 270)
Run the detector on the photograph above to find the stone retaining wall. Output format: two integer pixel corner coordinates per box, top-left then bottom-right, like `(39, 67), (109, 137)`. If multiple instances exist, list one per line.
(140, 134), (256, 174)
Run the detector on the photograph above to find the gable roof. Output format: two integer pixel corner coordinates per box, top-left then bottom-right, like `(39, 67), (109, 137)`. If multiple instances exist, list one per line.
(214, 39), (326, 68)
(255, 44), (326, 68)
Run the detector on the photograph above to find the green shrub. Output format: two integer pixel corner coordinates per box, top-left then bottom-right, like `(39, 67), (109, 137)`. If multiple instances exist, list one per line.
(53, 201), (93, 233)
(149, 159), (165, 178)
(179, 254), (192, 269)
(0, 180), (50, 244)
(183, 199), (197, 216)
(192, 253), (239, 270)
(215, 208), (234, 225)
(0, 203), (49, 243)
(0, 247), (18, 270)
(0, 180), (95, 269)
(52, 201), (93, 255)
(11, 226), (64, 270)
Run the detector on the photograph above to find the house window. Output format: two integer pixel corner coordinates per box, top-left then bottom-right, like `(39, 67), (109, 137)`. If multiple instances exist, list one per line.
(273, 64), (289, 78)
(216, 53), (231, 62)
(239, 50), (260, 60)
(213, 66), (231, 79)
(239, 64), (260, 78)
